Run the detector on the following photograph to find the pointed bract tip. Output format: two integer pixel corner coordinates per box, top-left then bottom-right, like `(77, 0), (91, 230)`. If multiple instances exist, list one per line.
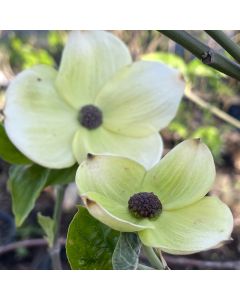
(212, 238), (233, 250)
(179, 73), (185, 83)
(223, 238), (234, 244)
(82, 195), (97, 210)
(85, 197), (95, 208)
(193, 138), (201, 144)
(87, 153), (95, 160)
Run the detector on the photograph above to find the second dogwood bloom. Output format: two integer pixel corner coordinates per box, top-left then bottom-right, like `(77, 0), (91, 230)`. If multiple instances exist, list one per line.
(76, 139), (233, 255)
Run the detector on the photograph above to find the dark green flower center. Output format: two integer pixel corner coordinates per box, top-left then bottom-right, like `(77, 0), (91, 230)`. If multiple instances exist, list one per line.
(128, 192), (162, 219)
(78, 105), (103, 129)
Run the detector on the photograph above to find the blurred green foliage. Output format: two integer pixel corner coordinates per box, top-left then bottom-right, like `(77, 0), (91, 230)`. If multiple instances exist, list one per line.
(9, 36), (55, 69)
(16, 223), (43, 241)
(192, 126), (222, 159)
(168, 108), (223, 162)
(0, 31), (65, 72)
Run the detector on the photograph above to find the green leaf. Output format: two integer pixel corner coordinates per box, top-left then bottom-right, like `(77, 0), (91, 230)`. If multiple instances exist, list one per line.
(8, 161), (76, 227)
(112, 232), (141, 270)
(37, 213), (55, 247)
(0, 123), (32, 165)
(66, 206), (119, 270)
(46, 164), (78, 186)
(168, 121), (188, 139)
(9, 164), (50, 227)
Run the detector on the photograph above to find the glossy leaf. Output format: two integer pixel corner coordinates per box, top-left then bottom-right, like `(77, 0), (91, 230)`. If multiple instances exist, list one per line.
(66, 206), (119, 270)
(0, 123), (31, 165)
(112, 233), (141, 270)
(37, 213), (55, 247)
(46, 164), (78, 186)
(9, 164), (49, 227)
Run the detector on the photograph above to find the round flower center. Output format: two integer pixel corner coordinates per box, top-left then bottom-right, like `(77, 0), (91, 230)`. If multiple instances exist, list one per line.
(128, 192), (162, 219)
(78, 105), (103, 129)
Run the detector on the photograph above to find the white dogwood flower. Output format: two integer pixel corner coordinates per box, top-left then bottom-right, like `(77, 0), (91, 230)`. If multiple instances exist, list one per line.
(4, 31), (185, 169)
(76, 139), (233, 255)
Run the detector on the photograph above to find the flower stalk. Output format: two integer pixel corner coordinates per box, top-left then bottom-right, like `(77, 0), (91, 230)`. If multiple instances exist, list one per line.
(142, 245), (164, 270)
(137, 263), (154, 270)
(49, 185), (65, 270)
(158, 30), (240, 81)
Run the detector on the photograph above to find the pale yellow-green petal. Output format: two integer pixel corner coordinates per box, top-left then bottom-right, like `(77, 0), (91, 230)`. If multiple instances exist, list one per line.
(56, 31), (132, 109)
(96, 61), (185, 137)
(76, 154), (146, 204)
(139, 196), (233, 254)
(72, 126), (163, 170)
(4, 65), (78, 169)
(143, 139), (216, 210)
(82, 192), (153, 232)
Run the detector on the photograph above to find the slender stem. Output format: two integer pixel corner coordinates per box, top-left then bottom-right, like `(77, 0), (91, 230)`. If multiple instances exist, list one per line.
(49, 185), (65, 270)
(164, 255), (240, 270)
(157, 249), (170, 270)
(185, 85), (240, 130)
(205, 30), (240, 63)
(0, 238), (66, 255)
(1, 238), (240, 270)
(53, 186), (65, 244)
(137, 263), (154, 270)
(159, 30), (209, 57)
(158, 30), (240, 81)
(142, 245), (164, 270)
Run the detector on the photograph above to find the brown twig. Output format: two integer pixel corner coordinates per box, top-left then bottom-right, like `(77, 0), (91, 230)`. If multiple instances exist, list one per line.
(185, 85), (240, 130)
(1, 238), (239, 270)
(164, 255), (240, 270)
(0, 238), (66, 256)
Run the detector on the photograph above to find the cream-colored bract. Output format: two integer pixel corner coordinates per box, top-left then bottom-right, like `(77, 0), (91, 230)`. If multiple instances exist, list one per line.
(82, 192), (154, 232)
(143, 139), (216, 209)
(72, 126), (163, 170)
(4, 66), (78, 169)
(4, 30), (185, 169)
(138, 196), (233, 253)
(96, 61), (185, 136)
(56, 31), (132, 109)
(76, 139), (234, 255)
